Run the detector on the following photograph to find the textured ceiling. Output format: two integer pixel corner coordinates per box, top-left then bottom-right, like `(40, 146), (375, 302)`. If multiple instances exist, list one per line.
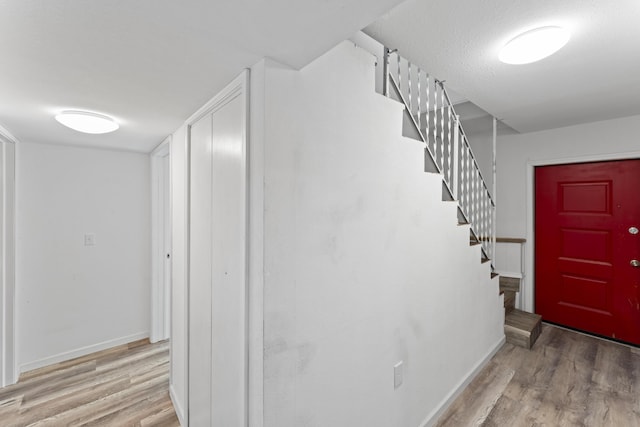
(0, 0), (405, 152)
(366, 0), (640, 133)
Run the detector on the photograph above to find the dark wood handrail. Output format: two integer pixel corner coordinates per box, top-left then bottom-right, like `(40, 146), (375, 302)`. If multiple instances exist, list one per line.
(496, 237), (526, 244)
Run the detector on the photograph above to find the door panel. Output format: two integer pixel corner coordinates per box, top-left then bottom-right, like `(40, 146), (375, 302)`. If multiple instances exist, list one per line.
(188, 113), (214, 426)
(535, 159), (640, 344)
(188, 74), (248, 426)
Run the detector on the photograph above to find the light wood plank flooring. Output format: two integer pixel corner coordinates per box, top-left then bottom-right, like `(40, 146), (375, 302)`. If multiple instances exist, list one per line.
(0, 339), (180, 427)
(436, 323), (640, 426)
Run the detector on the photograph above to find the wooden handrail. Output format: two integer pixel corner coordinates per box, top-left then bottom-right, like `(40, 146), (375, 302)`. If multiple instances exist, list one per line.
(496, 237), (526, 244)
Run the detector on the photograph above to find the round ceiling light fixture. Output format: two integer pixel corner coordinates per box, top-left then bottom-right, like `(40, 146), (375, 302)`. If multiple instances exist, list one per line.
(499, 26), (570, 65)
(55, 110), (119, 134)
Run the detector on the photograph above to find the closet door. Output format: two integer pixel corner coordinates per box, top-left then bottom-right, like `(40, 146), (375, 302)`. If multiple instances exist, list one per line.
(188, 73), (248, 426)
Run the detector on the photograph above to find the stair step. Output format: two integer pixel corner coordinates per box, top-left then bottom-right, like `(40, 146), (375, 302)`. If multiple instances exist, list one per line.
(499, 276), (520, 293)
(504, 309), (542, 349)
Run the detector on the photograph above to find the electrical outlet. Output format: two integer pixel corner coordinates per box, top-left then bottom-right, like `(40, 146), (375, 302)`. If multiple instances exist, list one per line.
(394, 361), (403, 389)
(84, 233), (96, 246)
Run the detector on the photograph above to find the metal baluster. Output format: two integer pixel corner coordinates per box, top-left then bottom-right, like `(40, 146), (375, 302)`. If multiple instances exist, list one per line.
(461, 148), (467, 214)
(479, 181), (484, 243)
(482, 186), (486, 246)
(447, 105), (453, 184)
(440, 84), (444, 171)
(468, 145), (473, 227)
(397, 53), (401, 95)
(480, 184), (484, 246)
(433, 80), (437, 158)
(472, 164), (476, 232)
(426, 74), (430, 147)
(452, 115), (460, 201)
(417, 70), (421, 135)
(484, 189), (488, 247)
(460, 148), (465, 212)
(383, 48), (390, 97)
(408, 61), (412, 119)
(476, 170), (480, 236)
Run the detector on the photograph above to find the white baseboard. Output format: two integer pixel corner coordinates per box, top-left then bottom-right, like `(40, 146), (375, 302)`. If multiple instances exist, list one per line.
(419, 336), (506, 427)
(170, 384), (186, 426)
(19, 331), (149, 374)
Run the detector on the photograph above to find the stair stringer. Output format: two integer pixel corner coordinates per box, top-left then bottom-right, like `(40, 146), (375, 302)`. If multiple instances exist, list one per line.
(260, 40), (505, 427)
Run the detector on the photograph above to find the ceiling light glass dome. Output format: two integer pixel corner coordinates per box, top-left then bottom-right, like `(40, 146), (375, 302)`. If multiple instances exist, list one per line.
(499, 26), (570, 65)
(55, 111), (119, 134)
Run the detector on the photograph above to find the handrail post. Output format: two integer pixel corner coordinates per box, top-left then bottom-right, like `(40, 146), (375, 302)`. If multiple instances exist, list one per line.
(383, 47), (390, 97)
(452, 115), (460, 201)
(492, 116), (497, 265)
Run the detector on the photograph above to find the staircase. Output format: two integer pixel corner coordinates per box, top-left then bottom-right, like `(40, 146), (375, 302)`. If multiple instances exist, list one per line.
(378, 42), (543, 349)
(500, 276), (542, 349)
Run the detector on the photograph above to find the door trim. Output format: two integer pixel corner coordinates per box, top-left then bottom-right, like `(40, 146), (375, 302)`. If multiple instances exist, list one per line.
(0, 128), (17, 387)
(151, 137), (172, 343)
(524, 150), (640, 313)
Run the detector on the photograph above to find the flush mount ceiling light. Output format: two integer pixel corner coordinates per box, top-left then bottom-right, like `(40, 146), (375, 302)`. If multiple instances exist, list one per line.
(499, 26), (570, 65)
(55, 110), (119, 134)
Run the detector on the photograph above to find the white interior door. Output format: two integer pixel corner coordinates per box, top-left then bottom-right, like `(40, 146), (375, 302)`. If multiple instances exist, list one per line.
(188, 72), (248, 426)
(162, 153), (171, 338)
(151, 140), (171, 343)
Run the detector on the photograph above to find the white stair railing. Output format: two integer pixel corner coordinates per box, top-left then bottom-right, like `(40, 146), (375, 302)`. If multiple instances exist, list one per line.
(383, 47), (496, 267)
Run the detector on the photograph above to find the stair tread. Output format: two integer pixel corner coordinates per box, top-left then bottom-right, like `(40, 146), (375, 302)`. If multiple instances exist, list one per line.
(505, 309), (541, 333)
(504, 309), (542, 350)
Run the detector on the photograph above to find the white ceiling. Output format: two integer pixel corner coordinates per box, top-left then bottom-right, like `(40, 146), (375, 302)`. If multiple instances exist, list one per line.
(0, 0), (405, 152)
(366, 0), (640, 133)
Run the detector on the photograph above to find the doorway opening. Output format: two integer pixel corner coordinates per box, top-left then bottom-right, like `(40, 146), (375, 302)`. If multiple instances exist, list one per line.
(535, 159), (640, 345)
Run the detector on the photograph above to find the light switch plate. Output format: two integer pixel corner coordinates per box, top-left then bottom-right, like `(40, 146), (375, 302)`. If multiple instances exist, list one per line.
(394, 361), (403, 389)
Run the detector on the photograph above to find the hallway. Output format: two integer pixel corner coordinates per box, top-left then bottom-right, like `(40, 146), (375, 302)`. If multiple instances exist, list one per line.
(0, 339), (179, 426)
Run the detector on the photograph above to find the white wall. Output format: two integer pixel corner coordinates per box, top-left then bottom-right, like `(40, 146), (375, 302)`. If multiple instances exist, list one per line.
(16, 142), (151, 372)
(497, 113), (640, 311)
(169, 124), (188, 425)
(259, 41), (503, 427)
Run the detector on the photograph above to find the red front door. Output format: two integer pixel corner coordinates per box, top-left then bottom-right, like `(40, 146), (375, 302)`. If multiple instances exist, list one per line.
(535, 159), (640, 345)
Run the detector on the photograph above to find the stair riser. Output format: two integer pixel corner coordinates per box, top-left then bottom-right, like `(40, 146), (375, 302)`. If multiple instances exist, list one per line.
(499, 277), (520, 293)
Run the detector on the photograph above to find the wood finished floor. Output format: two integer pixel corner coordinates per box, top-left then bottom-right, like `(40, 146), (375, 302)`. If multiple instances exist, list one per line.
(0, 339), (180, 427)
(436, 323), (640, 426)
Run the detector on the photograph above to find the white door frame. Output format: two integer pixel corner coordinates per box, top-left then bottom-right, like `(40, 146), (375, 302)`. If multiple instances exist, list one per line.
(151, 137), (172, 343)
(0, 127), (17, 387)
(524, 150), (640, 313)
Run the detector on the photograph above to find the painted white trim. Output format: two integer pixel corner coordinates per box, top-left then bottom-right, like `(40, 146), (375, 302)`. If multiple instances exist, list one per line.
(151, 136), (172, 343)
(186, 69), (251, 427)
(170, 384), (186, 426)
(0, 138), (16, 387)
(247, 60), (265, 427)
(524, 150), (640, 313)
(185, 76), (246, 130)
(0, 125), (19, 145)
(419, 336), (506, 427)
(18, 331), (149, 374)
